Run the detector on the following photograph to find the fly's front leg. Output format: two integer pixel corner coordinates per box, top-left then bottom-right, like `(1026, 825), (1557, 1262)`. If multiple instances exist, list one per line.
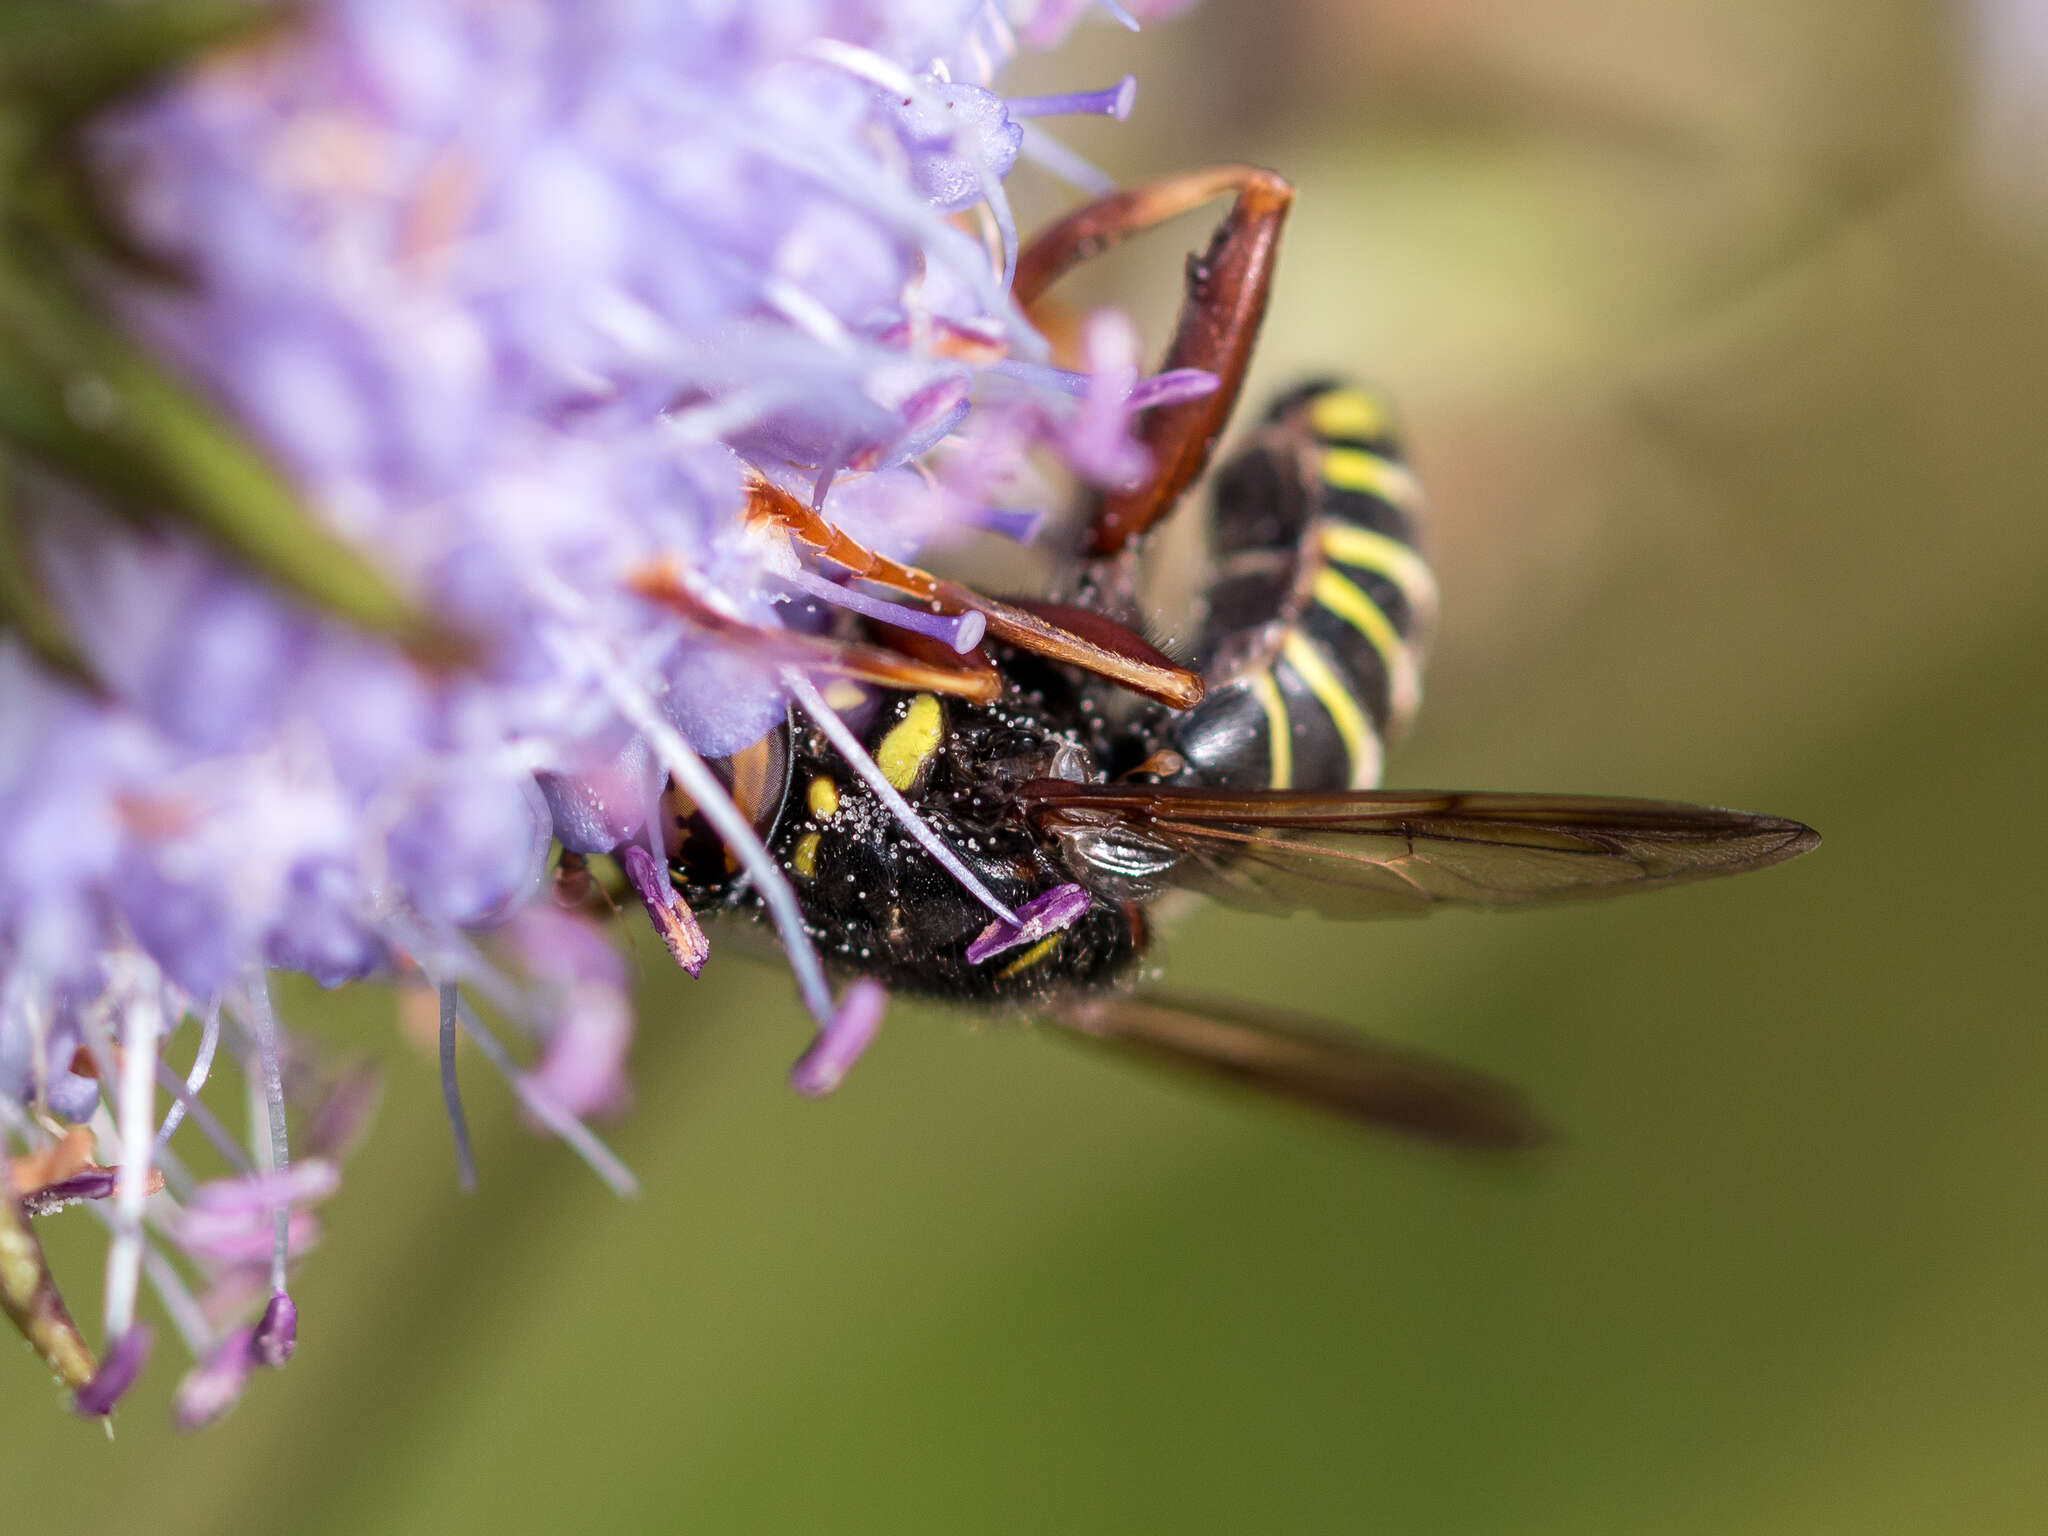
(1015, 166), (1296, 558)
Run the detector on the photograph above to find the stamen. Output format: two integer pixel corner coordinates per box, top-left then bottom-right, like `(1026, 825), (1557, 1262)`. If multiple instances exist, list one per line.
(306, 1064), (381, 1161)
(153, 998), (220, 1150)
(620, 843), (710, 977)
(810, 458), (842, 513)
(20, 1168), (133, 1216)
(452, 996), (639, 1198)
(20, 1168), (115, 1213)
(136, 1230), (211, 1356)
(966, 883), (1094, 965)
(969, 505), (1046, 543)
(1017, 123), (1116, 195)
(979, 163), (1019, 291)
(785, 672), (1020, 926)
(252, 1290), (297, 1367)
(77, 1197), (212, 1356)
(73, 1324), (151, 1418)
(989, 358), (1090, 396)
(577, 636), (836, 1026)
(239, 967), (293, 1298)
(1007, 76), (1138, 122)
(805, 37), (920, 97)
(152, 1056), (258, 1175)
(439, 982), (478, 1193)
(784, 568), (988, 652)
(989, 360), (1215, 410)
(789, 981), (888, 1097)
(105, 972), (161, 1343)
(1095, 0), (1142, 30)
(1129, 368), (1221, 411)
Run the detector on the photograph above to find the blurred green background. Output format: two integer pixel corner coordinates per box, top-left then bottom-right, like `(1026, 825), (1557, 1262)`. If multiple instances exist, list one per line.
(10, 1), (2048, 1529)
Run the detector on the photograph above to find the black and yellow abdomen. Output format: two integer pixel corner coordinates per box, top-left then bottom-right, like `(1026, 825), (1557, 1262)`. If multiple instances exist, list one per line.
(1170, 381), (1438, 792)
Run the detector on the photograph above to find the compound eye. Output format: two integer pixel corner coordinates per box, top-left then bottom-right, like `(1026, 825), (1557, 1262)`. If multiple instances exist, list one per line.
(661, 723), (793, 884)
(725, 726), (792, 838)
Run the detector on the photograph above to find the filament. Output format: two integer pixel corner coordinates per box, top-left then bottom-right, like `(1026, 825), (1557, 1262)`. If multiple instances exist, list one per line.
(785, 672), (1019, 926)
(439, 982), (478, 1193)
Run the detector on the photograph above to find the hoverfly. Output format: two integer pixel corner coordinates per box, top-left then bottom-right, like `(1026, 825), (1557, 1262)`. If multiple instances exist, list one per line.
(617, 165), (1818, 1149)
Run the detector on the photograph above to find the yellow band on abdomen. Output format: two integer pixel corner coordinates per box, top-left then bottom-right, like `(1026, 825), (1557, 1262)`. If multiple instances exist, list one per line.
(1318, 446), (1424, 512)
(1280, 631), (1383, 789)
(1247, 668), (1293, 789)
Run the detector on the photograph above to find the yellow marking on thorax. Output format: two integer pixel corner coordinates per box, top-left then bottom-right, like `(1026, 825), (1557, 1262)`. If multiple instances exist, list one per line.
(996, 934), (1062, 980)
(791, 830), (822, 879)
(806, 776), (840, 820)
(822, 680), (867, 712)
(1279, 631), (1383, 789)
(1311, 566), (1423, 732)
(1317, 523), (1440, 626)
(1318, 446), (1424, 511)
(1307, 388), (1391, 442)
(1246, 669), (1293, 789)
(875, 693), (942, 791)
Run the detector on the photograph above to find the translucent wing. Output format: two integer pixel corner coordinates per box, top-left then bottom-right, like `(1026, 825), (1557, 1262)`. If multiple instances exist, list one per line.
(1021, 782), (1819, 920)
(1049, 993), (1546, 1147)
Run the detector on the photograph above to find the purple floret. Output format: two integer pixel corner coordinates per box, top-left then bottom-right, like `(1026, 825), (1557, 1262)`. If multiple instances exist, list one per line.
(0, 0), (1202, 1421)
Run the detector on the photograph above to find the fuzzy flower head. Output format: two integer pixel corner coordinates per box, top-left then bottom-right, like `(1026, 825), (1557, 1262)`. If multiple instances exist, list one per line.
(0, 0), (1201, 1423)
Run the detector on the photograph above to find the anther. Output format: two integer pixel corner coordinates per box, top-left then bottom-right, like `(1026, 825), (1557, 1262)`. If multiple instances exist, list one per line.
(967, 882), (1093, 965)
(784, 568), (987, 653)
(73, 1325), (152, 1417)
(252, 1290), (297, 1367)
(1129, 368), (1221, 411)
(970, 506), (1047, 544)
(1007, 75), (1138, 122)
(619, 843), (710, 977)
(789, 981), (888, 1097)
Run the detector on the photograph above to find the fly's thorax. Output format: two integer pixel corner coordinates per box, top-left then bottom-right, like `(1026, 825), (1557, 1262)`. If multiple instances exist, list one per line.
(764, 685), (1144, 1001)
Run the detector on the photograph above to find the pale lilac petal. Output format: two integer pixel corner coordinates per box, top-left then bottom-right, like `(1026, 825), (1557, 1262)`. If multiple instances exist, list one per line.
(174, 1329), (257, 1432)
(520, 978), (634, 1122)
(188, 1160), (340, 1214)
(178, 1210), (323, 1265)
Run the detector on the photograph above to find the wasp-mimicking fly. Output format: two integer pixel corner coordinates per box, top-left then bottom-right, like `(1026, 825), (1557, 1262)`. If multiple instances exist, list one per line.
(614, 166), (1818, 1148)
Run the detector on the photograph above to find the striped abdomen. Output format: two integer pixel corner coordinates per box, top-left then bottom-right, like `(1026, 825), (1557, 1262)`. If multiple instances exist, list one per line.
(1170, 382), (1438, 792)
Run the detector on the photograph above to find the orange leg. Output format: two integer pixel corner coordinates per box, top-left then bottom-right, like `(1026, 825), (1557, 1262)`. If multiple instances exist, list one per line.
(742, 483), (1203, 709)
(1014, 165), (1295, 557)
(627, 558), (1003, 703)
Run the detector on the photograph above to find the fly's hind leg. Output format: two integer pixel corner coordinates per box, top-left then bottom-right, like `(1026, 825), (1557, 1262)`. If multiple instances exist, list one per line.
(1015, 165), (1296, 558)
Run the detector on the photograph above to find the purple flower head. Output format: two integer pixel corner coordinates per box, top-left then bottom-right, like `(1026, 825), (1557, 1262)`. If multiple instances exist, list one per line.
(1, 0), (1205, 1420)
